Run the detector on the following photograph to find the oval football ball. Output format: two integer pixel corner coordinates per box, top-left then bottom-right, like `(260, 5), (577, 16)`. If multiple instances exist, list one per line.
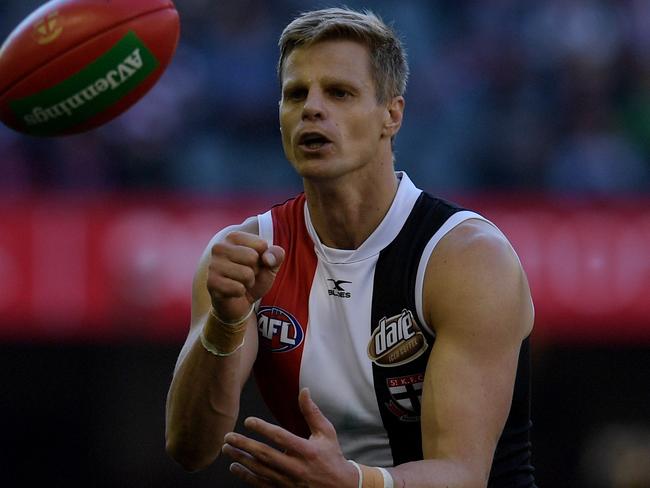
(0, 0), (180, 136)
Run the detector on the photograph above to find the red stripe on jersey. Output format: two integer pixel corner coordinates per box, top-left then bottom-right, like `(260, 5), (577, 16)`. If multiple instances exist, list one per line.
(253, 194), (317, 438)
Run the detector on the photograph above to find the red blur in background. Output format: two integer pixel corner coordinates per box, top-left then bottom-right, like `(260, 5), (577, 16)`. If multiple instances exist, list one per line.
(1, 194), (649, 344)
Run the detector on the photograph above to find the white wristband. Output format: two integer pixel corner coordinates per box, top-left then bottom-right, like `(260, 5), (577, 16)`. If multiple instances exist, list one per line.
(210, 303), (255, 327)
(377, 467), (394, 488)
(348, 460), (362, 488)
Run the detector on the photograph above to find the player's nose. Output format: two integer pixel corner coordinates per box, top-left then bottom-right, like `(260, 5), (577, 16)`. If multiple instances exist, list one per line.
(302, 89), (327, 120)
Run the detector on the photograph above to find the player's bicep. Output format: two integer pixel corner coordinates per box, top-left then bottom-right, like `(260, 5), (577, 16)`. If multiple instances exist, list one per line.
(420, 326), (521, 478)
(419, 220), (533, 479)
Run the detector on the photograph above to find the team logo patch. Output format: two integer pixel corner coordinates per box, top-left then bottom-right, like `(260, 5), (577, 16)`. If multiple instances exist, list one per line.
(386, 373), (424, 421)
(367, 309), (428, 367)
(257, 306), (304, 353)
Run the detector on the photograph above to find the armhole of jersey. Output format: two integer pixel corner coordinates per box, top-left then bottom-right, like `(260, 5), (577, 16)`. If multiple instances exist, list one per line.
(414, 210), (494, 335)
(254, 210), (275, 311)
(257, 210), (274, 246)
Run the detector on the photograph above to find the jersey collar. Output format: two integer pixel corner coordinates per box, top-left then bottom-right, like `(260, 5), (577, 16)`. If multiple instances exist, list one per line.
(304, 171), (422, 264)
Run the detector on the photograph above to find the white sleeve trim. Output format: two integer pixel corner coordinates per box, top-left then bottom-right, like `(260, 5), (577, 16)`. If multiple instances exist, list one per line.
(414, 211), (494, 336)
(254, 210), (275, 311)
(257, 210), (274, 246)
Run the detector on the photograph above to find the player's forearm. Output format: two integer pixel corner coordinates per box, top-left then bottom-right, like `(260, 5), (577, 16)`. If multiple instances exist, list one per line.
(165, 329), (243, 471)
(388, 458), (487, 488)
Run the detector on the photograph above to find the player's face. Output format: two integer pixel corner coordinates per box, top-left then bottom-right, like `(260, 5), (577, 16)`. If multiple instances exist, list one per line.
(279, 40), (391, 180)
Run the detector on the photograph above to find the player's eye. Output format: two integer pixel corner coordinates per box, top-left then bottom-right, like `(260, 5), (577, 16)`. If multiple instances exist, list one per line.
(330, 88), (350, 99)
(284, 88), (307, 101)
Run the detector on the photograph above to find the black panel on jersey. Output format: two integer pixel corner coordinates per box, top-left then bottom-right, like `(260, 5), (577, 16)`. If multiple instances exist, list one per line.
(370, 192), (536, 487)
(370, 193), (459, 465)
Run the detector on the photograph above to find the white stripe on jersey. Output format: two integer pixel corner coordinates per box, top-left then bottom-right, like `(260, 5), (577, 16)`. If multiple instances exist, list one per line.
(298, 172), (420, 466)
(258, 209), (274, 245)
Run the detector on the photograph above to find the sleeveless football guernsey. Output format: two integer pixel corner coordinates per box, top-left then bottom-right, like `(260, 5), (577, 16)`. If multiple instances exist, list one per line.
(253, 172), (535, 487)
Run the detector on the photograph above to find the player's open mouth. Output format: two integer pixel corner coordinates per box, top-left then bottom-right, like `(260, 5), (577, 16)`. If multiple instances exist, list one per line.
(298, 132), (332, 151)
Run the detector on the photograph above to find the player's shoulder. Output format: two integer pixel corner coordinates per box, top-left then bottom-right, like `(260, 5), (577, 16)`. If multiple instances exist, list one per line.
(426, 217), (534, 338)
(434, 218), (519, 274)
(426, 217), (527, 306)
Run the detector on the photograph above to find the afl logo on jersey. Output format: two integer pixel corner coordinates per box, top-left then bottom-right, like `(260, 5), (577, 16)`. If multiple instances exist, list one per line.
(257, 306), (304, 353)
(368, 309), (428, 367)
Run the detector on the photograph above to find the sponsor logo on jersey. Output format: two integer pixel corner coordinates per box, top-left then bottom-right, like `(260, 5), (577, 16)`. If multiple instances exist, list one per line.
(257, 306), (304, 353)
(367, 309), (428, 367)
(385, 373), (424, 421)
(327, 279), (351, 298)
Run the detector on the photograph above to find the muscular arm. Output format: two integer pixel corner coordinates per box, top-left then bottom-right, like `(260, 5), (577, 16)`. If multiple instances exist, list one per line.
(165, 217), (281, 471)
(390, 219), (534, 488)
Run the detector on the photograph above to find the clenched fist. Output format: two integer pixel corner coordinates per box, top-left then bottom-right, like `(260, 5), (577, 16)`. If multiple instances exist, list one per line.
(207, 231), (285, 322)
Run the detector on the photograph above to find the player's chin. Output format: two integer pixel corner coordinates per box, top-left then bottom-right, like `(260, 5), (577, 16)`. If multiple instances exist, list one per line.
(290, 158), (348, 181)
(289, 152), (336, 177)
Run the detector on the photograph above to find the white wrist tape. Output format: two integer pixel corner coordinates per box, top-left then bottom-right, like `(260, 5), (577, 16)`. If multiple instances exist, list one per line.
(348, 460), (393, 488)
(377, 467), (394, 488)
(348, 460), (363, 488)
(210, 303), (255, 327)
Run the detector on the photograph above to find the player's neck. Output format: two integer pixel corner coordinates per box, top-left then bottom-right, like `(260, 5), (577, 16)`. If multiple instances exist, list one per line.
(304, 165), (399, 250)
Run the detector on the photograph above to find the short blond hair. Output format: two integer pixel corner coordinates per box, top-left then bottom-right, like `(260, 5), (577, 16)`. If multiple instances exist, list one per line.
(278, 7), (409, 103)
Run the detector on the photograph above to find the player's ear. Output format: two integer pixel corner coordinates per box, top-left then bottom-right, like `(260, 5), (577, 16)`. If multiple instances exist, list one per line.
(382, 96), (404, 139)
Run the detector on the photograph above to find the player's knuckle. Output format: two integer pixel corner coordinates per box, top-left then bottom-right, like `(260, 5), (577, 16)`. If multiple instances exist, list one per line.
(242, 246), (260, 263)
(205, 268), (217, 285)
(233, 281), (247, 296)
(211, 278), (243, 298)
(241, 267), (256, 286)
(292, 465), (308, 481)
(206, 278), (222, 296)
(207, 262), (223, 281)
(301, 444), (318, 461)
(210, 274), (228, 289)
(256, 448), (273, 466)
(211, 241), (228, 256)
(225, 230), (242, 242)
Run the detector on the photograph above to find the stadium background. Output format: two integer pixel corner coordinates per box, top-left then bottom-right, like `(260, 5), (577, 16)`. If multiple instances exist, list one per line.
(1, 0), (649, 486)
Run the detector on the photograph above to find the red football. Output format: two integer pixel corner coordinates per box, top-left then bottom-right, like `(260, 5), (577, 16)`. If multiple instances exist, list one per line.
(0, 0), (180, 136)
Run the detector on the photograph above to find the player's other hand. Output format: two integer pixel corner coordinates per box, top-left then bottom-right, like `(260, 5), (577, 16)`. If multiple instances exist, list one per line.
(207, 231), (285, 321)
(222, 388), (358, 487)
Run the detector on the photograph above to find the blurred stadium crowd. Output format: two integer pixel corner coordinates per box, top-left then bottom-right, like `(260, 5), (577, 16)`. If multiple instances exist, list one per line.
(0, 0), (648, 196)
